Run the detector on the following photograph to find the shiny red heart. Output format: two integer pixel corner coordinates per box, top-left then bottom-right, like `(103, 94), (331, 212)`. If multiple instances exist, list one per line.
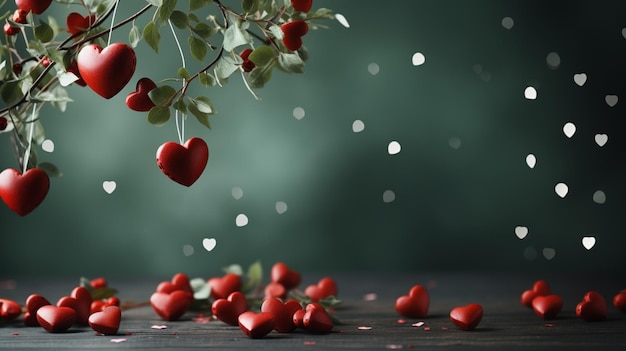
(291, 0), (312, 12)
(576, 291), (607, 321)
(66, 12), (96, 35)
(521, 280), (550, 308)
(292, 309), (305, 329)
(66, 59), (86, 86)
(271, 262), (301, 290)
(150, 290), (191, 321)
(302, 303), (333, 332)
(207, 273), (241, 300)
(0, 298), (22, 320)
(156, 273), (194, 299)
(264, 282), (287, 299)
(532, 294), (563, 320)
(0, 168), (49, 216)
(16, 0), (52, 14)
(614, 290), (626, 313)
(126, 77), (157, 112)
(36, 305), (77, 333)
(71, 286), (92, 325)
(156, 137), (209, 187)
(304, 277), (337, 302)
(281, 20), (308, 51)
(395, 285), (429, 318)
(450, 303), (483, 331)
(88, 305), (121, 335)
(212, 291), (247, 326)
(24, 294), (51, 326)
(77, 43), (136, 99)
(261, 297), (302, 333)
(238, 311), (275, 339)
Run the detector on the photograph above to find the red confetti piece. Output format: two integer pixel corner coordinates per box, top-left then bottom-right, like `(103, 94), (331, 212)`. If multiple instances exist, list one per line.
(151, 325), (167, 330)
(545, 323), (556, 327)
(397, 319), (407, 324)
(193, 314), (212, 323)
(423, 327), (431, 331)
(363, 293), (378, 301)
(110, 338), (127, 343)
(11, 332), (19, 336)
(385, 345), (403, 349)
(304, 341), (316, 346)
(441, 327), (449, 331)
(358, 326), (372, 330)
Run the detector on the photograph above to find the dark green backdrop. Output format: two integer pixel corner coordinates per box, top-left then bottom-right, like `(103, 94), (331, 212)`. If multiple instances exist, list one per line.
(2, 0), (625, 277)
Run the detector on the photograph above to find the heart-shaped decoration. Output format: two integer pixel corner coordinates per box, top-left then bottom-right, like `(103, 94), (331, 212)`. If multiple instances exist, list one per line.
(89, 305), (121, 335)
(24, 293), (51, 326)
(302, 303), (333, 333)
(292, 309), (306, 329)
(261, 297), (302, 333)
(126, 77), (157, 112)
(450, 304), (483, 331)
(36, 305), (77, 333)
(202, 238), (217, 252)
(281, 20), (308, 51)
(520, 280), (550, 308)
(304, 277), (338, 302)
(150, 290), (191, 321)
(524, 86), (537, 100)
(595, 134), (608, 147)
(576, 291), (607, 322)
(411, 52), (426, 66)
(271, 262), (301, 290)
(0, 298), (22, 321)
(395, 285), (429, 318)
(207, 273), (241, 300)
(156, 137), (209, 187)
(515, 226), (529, 240)
(532, 294), (563, 320)
(582, 236), (596, 250)
(238, 311), (275, 339)
(526, 154), (536, 169)
(156, 273), (193, 299)
(542, 248), (556, 260)
(0, 168), (49, 216)
(16, 0), (52, 14)
(102, 181), (116, 194)
(77, 43), (136, 99)
(211, 291), (247, 326)
(605, 95), (618, 107)
(613, 290), (626, 313)
(264, 282), (287, 299)
(563, 122), (576, 138)
(555, 183), (568, 198)
(66, 12), (96, 35)
(291, 0), (312, 12)
(70, 286), (92, 325)
(573, 73), (587, 86)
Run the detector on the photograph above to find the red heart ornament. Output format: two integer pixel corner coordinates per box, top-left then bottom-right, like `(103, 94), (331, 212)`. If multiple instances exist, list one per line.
(304, 277), (338, 302)
(521, 280), (550, 308)
(576, 291), (607, 321)
(156, 137), (209, 187)
(156, 273), (194, 299)
(261, 297), (302, 333)
(77, 43), (136, 99)
(16, 0), (52, 14)
(281, 20), (308, 51)
(238, 311), (275, 339)
(264, 282), (287, 299)
(126, 77), (157, 112)
(88, 305), (121, 335)
(36, 305), (77, 333)
(0, 168), (49, 216)
(207, 273), (241, 300)
(292, 309), (305, 329)
(291, 0), (312, 13)
(271, 262), (301, 290)
(614, 290), (626, 313)
(450, 303), (483, 331)
(150, 290), (191, 321)
(532, 294), (563, 320)
(66, 12), (96, 35)
(66, 59), (86, 87)
(0, 298), (22, 321)
(302, 304), (333, 333)
(395, 285), (429, 318)
(24, 294), (51, 326)
(212, 291), (247, 326)
(70, 286), (92, 325)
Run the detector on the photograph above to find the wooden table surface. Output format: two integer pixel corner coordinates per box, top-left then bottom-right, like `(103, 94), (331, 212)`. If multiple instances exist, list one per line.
(1, 272), (625, 350)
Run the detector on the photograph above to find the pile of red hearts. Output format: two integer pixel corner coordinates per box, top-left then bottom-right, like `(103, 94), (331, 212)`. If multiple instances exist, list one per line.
(521, 280), (626, 321)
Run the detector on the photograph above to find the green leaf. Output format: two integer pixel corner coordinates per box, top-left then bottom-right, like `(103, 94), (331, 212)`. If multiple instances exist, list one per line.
(188, 101), (211, 129)
(223, 14), (251, 52)
(38, 162), (63, 178)
(129, 24), (141, 47)
(157, 0), (177, 25)
(91, 287), (118, 301)
(169, 10), (188, 29)
(192, 23), (214, 39)
(242, 0), (260, 13)
(249, 45), (275, 67)
(146, 0), (163, 6)
(222, 264), (243, 276)
(247, 65), (272, 89)
(173, 99), (187, 113)
(34, 20), (54, 42)
(188, 35), (207, 61)
(148, 85), (177, 106)
(268, 24), (283, 40)
(278, 52), (305, 73)
(214, 56), (238, 81)
(190, 278), (210, 300)
(0, 80), (22, 103)
(198, 72), (216, 87)
(143, 21), (160, 53)
(177, 67), (190, 79)
(241, 260), (262, 294)
(147, 106), (171, 126)
(30, 90), (73, 103)
(190, 0), (212, 11)
(192, 96), (213, 114)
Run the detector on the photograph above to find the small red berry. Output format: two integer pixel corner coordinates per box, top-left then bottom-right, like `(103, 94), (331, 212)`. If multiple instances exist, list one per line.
(0, 117), (8, 131)
(90, 277), (107, 289)
(291, 0), (313, 13)
(12, 63), (22, 75)
(4, 23), (20, 36)
(239, 48), (255, 72)
(40, 56), (51, 67)
(12, 9), (28, 24)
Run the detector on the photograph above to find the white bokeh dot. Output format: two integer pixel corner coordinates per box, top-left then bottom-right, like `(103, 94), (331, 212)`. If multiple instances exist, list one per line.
(593, 190), (606, 204)
(41, 139), (54, 153)
(448, 137), (461, 149)
(523, 246), (537, 261)
(546, 52), (561, 69)
(275, 201), (288, 214)
(368, 63), (380, 75)
(293, 107), (305, 120)
(236, 214), (249, 227)
(388, 141), (401, 155)
(382, 190), (396, 203)
(352, 120), (365, 133)
(501, 16), (514, 29)
(182, 244), (194, 257)
(232, 186), (243, 200)
(524, 86), (537, 100)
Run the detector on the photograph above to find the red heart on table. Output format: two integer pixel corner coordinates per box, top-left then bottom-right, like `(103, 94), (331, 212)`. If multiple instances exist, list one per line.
(150, 290), (191, 321)
(450, 303), (483, 331)
(0, 168), (49, 216)
(212, 291), (247, 326)
(521, 280), (550, 308)
(66, 12), (96, 35)
(0, 298), (22, 320)
(16, 0), (52, 14)
(126, 77), (157, 112)
(576, 291), (607, 321)
(88, 305), (121, 335)
(156, 137), (209, 187)
(614, 290), (626, 313)
(532, 294), (563, 320)
(304, 277), (338, 302)
(261, 297), (302, 333)
(70, 286), (92, 325)
(271, 262), (301, 290)
(156, 273), (194, 299)
(36, 305), (77, 333)
(395, 285), (429, 318)
(264, 282), (287, 300)
(292, 309), (305, 329)
(24, 294), (51, 326)
(238, 311), (275, 339)
(302, 303), (333, 333)
(77, 43), (136, 99)
(207, 273), (241, 300)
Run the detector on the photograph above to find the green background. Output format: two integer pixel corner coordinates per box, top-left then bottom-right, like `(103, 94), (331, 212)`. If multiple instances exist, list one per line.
(1, 0), (625, 278)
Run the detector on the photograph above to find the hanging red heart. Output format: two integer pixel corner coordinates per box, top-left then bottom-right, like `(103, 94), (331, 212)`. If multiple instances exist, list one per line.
(126, 78), (157, 111)
(16, 0), (52, 14)
(77, 43), (136, 99)
(156, 137), (209, 187)
(0, 168), (49, 216)
(66, 12), (96, 35)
